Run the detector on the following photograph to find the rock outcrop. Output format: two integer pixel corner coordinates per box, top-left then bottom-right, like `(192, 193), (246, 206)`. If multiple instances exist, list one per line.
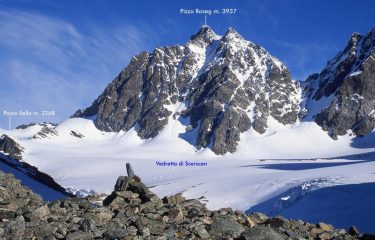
(33, 126), (59, 139)
(0, 165), (372, 239)
(302, 27), (375, 139)
(15, 122), (57, 130)
(0, 135), (24, 160)
(74, 26), (300, 154)
(0, 135), (72, 199)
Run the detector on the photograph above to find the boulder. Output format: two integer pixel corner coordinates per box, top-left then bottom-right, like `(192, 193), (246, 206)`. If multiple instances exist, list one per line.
(265, 216), (289, 229)
(66, 231), (93, 240)
(239, 226), (286, 240)
(317, 222), (334, 232)
(0, 207), (16, 219)
(114, 176), (129, 191)
(168, 205), (184, 223)
(163, 193), (186, 205)
(90, 208), (112, 226)
(209, 213), (245, 238)
(32, 205), (50, 220)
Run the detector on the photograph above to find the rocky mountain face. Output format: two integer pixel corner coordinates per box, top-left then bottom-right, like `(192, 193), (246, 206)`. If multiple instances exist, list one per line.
(302, 27), (375, 139)
(74, 25), (375, 152)
(0, 134), (24, 160)
(0, 168), (370, 240)
(74, 26), (300, 154)
(33, 126), (59, 139)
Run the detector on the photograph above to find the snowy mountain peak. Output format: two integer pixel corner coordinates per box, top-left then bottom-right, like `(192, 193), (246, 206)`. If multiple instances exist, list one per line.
(350, 32), (361, 42)
(302, 26), (375, 139)
(74, 26), (300, 154)
(190, 25), (219, 44)
(223, 27), (243, 41)
(72, 25), (375, 152)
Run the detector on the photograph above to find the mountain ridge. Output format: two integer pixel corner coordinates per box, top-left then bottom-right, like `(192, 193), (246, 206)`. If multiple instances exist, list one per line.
(74, 26), (301, 154)
(301, 26), (375, 139)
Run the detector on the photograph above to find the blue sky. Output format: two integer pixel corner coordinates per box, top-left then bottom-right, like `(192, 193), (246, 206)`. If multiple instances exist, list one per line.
(1, 0), (375, 129)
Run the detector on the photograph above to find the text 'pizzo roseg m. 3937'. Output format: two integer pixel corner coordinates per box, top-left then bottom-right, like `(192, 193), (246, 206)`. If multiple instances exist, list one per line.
(73, 26), (375, 154)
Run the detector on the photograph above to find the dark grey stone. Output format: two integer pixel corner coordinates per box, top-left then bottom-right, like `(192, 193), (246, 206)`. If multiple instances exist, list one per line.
(239, 226), (286, 240)
(103, 228), (128, 240)
(33, 224), (57, 238)
(65, 231), (93, 240)
(7, 215), (25, 233)
(80, 218), (96, 232)
(114, 176), (129, 191)
(148, 219), (166, 235)
(265, 216), (289, 229)
(0, 208), (16, 219)
(127, 181), (151, 202)
(209, 213), (245, 238)
(126, 163), (135, 179)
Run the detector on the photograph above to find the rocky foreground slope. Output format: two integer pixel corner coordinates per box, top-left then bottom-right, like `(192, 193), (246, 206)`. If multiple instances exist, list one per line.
(1, 168), (373, 240)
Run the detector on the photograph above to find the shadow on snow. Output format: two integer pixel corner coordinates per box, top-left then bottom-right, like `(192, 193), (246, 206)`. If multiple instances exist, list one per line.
(239, 151), (375, 171)
(247, 182), (375, 233)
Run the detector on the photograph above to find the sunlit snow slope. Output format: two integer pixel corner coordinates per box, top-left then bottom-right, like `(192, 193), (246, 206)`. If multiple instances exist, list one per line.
(1, 116), (374, 232)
